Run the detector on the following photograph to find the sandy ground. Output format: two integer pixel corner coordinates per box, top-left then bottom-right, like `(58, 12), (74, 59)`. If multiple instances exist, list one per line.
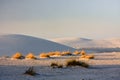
(0, 52), (120, 80)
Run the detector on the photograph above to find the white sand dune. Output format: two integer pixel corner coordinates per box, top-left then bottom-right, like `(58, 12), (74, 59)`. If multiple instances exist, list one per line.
(0, 34), (75, 56)
(0, 52), (120, 80)
(52, 37), (120, 49)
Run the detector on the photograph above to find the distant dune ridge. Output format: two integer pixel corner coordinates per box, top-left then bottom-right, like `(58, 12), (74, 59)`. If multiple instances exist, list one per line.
(0, 34), (75, 56)
(52, 37), (120, 49)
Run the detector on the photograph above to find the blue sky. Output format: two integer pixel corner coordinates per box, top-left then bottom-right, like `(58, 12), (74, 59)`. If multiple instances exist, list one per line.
(0, 0), (120, 39)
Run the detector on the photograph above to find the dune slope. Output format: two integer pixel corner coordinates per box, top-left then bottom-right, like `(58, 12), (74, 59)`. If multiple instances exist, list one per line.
(0, 34), (75, 56)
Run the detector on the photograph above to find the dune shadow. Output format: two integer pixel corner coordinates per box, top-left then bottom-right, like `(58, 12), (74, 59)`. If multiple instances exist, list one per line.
(94, 54), (115, 56)
(90, 65), (120, 69)
(94, 58), (120, 60)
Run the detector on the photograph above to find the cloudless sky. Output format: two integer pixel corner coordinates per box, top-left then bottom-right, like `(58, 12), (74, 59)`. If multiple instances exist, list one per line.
(0, 0), (120, 39)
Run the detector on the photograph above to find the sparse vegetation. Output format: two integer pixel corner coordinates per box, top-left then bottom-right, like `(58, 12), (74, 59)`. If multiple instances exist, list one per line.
(66, 59), (89, 68)
(85, 54), (94, 59)
(52, 51), (62, 57)
(40, 53), (50, 58)
(80, 50), (86, 55)
(12, 52), (24, 59)
(79, 50), (95, 59)
(80, 54), (94, 59)
(61, 51), (72, 56)
(80, 55), (86, 58)
(24, 66), (37, 76)
(26, 53), (36, 59)
(73, 50), (81, 55)
(48, 51), (62, 57)
(50, 62), (63, 68)
(48, 52), (56, 56)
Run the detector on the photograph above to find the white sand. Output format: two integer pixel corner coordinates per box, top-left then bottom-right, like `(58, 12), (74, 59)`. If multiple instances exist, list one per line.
(52, 37), (120, 49)
(0, 52), (120, 80)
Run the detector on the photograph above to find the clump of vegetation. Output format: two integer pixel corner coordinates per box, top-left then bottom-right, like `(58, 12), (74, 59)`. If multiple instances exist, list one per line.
(66, 59), (89, 68)
(24, 66), (37, 76)
(80, 55), (86, 58)
(50, 62), (63, 68)
(73, 50), (81, 55)
(79, 50), (94, 59)
(86, 54), (94, 59)
(12, 52), (24, 59)
(80, 54), (94, 59)
(48, 51), (62, 57)
(40, 53), (50, 58)
(80, 50), (86, 55)
(61, 51), (72, 56)
(48, 52), (56, 56)
(26, 53), (36, 59)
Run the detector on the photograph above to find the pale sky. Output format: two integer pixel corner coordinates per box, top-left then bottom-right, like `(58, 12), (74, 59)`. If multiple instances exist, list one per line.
(0, 0), (120, 39)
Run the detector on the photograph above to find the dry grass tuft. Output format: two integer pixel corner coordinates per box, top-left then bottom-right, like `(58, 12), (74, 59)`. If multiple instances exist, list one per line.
(40, 53), (50, 58)
(80, 54), (94, 59)
(61, 51), (72, 56)
(73, 50), (81, 55)
(85, 54), (94, 59)
(80, 50), (86, 55)
(26, 53), (36, 59)
(12, 52), (24, 59)
(53, 51), (62, 57)
(48, 51), (62, 57)
(48, 52), (56, 56)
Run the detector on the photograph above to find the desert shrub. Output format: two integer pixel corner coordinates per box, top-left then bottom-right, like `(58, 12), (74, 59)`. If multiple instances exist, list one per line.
(61, 51), (72, 56)
(24, 66), (37, 76)
(66, 59), (89, 68)
(40, 53), (50, 58)
(50, 62), (63, 68)
(48, 51), (62, 57)
(26, 53), (36, 59)
(80, 50), (86, 55)
(57, 65), (63, 68)
(12, 52), (24, 59)
(80, 54), (94, 59)
(85, 54), (94, 59)
(80, 55), (86, 58)
(73, 50), (81, 55)
(48, 52), (56, 56)
(54, 51), (62, 57)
